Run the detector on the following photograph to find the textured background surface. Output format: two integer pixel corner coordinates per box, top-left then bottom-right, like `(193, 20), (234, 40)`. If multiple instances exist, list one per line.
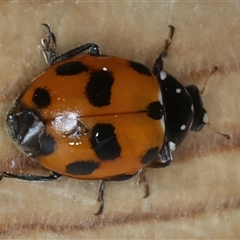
(0, 1), (240, 238)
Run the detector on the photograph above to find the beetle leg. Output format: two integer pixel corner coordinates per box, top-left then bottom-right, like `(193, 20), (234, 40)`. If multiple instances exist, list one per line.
(136, 168), (149, 198)
(95, 180), (105, 215)
(152, 25), (177, 165)
(0, 171), (62, 182)
(41, 24), (101, 65)
(157, 139), (173, 166)
(41, 24), (58, 65)
(144, 141), (172, 170)
(163, 25), (175, 54)
(152, 25), (175, 78)
(50, 43), (101, 65)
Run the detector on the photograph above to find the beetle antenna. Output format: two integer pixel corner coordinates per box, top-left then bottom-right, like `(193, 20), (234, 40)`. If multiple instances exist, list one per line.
(200, 66), (218, 95)
(200, 66), (230, 139)
(207, 122), (230, 139)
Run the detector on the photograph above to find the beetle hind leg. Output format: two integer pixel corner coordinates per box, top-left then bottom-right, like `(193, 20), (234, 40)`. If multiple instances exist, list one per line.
(0, 171), (62, 181)
(41, 23), (58, 65)
(40, 24), (101, 66)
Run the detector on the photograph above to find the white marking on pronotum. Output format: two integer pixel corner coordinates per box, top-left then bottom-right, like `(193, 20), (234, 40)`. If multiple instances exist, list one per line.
(180, 125), (186, 130)
(160, 70), (167, 80)
(203, 112), (208, 123)
(176, 88), (182, 93)
(169, 141), (176, 151)
(102, 67), (108, 71)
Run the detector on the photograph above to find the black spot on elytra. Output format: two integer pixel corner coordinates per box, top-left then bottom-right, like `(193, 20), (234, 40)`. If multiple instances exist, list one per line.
(90, 123), (121, 160)
(32, 88), (51, 109)
(141, 147), (159, 165)
(86, 70), (114, 107)
(56, 61), (88, 76)
(129, 61), (152, 76)
(39, 134), (56, 156)
(66, 160), (99, 175)
(147, 101), (163, 120)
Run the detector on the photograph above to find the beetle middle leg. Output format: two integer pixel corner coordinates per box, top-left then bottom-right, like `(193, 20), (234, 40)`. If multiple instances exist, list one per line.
(95, 180), (105, 215)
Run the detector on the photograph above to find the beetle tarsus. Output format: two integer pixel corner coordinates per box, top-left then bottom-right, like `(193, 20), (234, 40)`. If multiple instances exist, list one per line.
(137, 168), (149, 198)
(95, 180), (105, 215)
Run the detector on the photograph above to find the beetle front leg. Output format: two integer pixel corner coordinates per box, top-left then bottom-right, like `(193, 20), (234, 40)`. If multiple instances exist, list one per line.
(152, 25), (175, 79)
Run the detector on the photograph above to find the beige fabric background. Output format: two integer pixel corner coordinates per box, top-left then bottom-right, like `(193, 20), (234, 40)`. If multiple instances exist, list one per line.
(0, 1), (239, 238)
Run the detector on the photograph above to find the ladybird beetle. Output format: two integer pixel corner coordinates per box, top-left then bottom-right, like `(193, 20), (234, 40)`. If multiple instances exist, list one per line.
(3, 25), (209, 215)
